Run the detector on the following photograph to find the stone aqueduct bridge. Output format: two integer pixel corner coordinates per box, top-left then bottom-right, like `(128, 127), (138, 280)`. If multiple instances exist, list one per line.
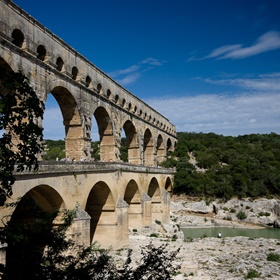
(0, 0), (177, 249)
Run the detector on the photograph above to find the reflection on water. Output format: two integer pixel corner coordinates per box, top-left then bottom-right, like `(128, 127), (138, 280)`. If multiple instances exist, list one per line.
(182, 227), (280, 239)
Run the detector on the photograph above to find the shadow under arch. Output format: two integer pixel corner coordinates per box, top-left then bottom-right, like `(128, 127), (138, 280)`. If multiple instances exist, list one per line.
(85, 181), (116, 245)
(124, 179), (142, 228)
(122, 120), (140, 164)
(165, 177), (173, 193)
(147, 177), (162, 221)
(5, 185), (65, 279)
(93, 106), (115, 162)
(46, 85), (83, 160)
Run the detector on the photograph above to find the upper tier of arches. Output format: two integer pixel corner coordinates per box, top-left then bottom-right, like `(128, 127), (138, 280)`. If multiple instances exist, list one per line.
(0, 0), (177, 166)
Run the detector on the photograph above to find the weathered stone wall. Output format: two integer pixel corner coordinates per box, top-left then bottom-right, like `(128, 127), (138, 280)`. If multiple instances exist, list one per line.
(0, 163), (174, 249)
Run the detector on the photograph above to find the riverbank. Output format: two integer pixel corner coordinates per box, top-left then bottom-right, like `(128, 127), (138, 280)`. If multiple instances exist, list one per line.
(119, 196), (280, 279)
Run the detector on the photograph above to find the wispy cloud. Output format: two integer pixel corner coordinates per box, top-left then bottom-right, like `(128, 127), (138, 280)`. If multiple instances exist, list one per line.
(146, 92), (280, 136)
(146, 73), (280, 136)
(204, 72), (280, 91)
(190, 31), (280, 61)
(108, 57), (165, 86)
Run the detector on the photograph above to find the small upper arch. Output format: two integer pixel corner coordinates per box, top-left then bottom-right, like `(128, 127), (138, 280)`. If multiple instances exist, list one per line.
(11, 28), (25, 48)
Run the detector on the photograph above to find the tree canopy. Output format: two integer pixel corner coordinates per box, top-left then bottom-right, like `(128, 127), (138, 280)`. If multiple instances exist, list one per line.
(162, 132), (280, 199)
(0, 70), (44, 205)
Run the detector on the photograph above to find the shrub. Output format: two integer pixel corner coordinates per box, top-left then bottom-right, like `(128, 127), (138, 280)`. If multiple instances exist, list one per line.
(267, 252), (280, 262)
(246, 268), (261, 278)
(155, 219), (162, 225)
(236, 210), (247, 220)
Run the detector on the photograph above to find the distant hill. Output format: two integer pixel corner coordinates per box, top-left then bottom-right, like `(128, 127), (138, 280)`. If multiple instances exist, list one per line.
(162, 132), (280, 199)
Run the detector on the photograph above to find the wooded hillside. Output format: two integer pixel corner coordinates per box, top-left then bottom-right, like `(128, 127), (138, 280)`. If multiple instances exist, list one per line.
(164, 132), (280, 199)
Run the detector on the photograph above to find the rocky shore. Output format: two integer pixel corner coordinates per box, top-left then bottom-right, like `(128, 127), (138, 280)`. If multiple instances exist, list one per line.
(117, 196), (280, 279)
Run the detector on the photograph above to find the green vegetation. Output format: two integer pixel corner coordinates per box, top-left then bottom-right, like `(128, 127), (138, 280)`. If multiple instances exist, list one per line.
(162, 132), (280, 199)
(43, 139), (65, 160)
(236, 210), (247, 220)
(245, 268), (261, 278)
(0, 70), (44, 205)
(267, 252), (280, 262)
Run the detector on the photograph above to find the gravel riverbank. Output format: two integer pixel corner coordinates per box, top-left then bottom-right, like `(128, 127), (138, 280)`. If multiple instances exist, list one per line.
(116, 196), (280, 279)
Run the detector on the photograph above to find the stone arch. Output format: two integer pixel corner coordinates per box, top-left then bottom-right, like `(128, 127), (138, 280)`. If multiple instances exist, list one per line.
(124, 179), (142, 228)
(47, 85), (83, 160)
(122, 120), (140, 164)
(5, 185), (65, 278)
(167, 138), (173, 153)
(93, 106), (115, 162)
(85, 181), (116, 245)
(156, 134), (165, 165)
(0, 50), (19, 73)
(147, 177), (162, 221)
(165, 177), (173, 193)
(36, 44), (47, 61)
(143, 128), (154, 166)
(11, 28), (25, 48)
(85, 75), (91, 88)
(72, 66), (78, 80)
(114, 94), (119, 104)
(56, 56), (64, 72)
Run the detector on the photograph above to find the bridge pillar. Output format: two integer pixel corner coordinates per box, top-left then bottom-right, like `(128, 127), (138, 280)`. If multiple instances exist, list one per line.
(71, 207), (91, 247)
(141, 193), (152, 227)
(161, 189), (171, 224)
(116, 198), (129, 248)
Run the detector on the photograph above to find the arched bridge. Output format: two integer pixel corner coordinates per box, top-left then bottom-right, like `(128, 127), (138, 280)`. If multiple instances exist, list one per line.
(0, 0), (177, 251)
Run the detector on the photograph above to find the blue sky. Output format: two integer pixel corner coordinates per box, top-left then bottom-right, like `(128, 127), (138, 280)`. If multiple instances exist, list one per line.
(13, 0), (280, 139)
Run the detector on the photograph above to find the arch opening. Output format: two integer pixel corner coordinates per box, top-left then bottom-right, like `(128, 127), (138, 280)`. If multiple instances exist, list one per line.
(121, 120), (140, 164)
(5, 185), (64, 279)
(12, 29), (24, 48)
(36, 45), (46, 61)
(148, 178), (162, 221)
(43, 86), (84, 161)
(56, 57), (64, 72)
(124, 180), (142, 228)
(85, 182), (116, 244)
(93, 107), (115, 162)
(143, 129), (154, 166)
(156, 134), (165, 165)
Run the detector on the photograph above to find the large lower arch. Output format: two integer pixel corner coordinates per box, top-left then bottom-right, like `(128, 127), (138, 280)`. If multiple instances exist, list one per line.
(94, 107), (115, 162)
(48, 86), (83, 160)
(85, 181), (117, 247)
(147, 178), (162, 222)
(124, 179), (142, 228)
(5, 185), (65, 279)
(123, 120), (140, 164)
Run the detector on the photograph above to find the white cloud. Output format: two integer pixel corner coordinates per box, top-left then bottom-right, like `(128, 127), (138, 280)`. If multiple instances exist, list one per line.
(193, 31), (280, 60)
(204, 72), (280, 91)
(146, 92), (280, 136)
(108, 57), (165, 86)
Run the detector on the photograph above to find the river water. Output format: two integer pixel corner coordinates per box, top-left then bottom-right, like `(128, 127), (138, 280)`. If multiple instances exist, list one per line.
(182, 227), (280, 239)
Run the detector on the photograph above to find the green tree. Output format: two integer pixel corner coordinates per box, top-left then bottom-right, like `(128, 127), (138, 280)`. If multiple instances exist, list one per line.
(0, 70), (44, 205)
